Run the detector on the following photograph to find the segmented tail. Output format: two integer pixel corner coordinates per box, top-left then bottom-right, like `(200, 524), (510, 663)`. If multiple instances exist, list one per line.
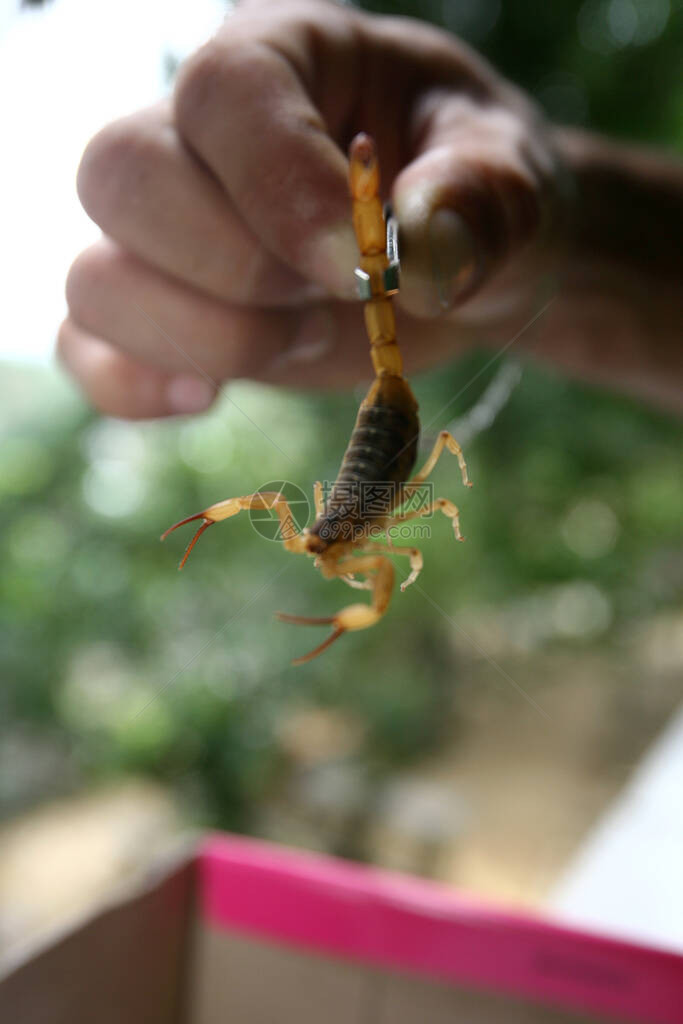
(349, 134), (403, 379)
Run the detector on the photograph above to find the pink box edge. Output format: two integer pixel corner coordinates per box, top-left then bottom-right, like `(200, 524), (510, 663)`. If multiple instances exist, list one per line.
(199, 832), (683, 1024)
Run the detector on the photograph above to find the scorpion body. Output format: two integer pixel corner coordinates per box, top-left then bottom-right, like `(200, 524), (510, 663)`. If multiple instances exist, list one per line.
(163, 134), (471, 665)
(308, 374), (419, 550)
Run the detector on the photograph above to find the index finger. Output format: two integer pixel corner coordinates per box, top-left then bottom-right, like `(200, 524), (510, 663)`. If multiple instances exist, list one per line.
(173, 5), (360, 298)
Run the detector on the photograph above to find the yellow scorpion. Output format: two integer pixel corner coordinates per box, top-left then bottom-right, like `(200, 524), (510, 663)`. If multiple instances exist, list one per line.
(163, 134), (471, 665)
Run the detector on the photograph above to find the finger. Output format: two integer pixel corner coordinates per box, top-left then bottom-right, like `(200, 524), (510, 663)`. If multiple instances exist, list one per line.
(57, 320), (217, 419)
(66, 238), (332, 380)
(77, 102), (318, 307)
(173, 7), (360, 298)
(394, 97), (552, 317)
(65, 239), (469, 392)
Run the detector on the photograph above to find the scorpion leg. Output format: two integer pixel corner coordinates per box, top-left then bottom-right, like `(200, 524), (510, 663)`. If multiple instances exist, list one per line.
(388, 431), (471, 548)
(405, 430), (472, 491)
(161, 491), (307, 568)
(277, 554), (394, 665)
(359, 540), (424, 592)
(386, 498), (466, 543)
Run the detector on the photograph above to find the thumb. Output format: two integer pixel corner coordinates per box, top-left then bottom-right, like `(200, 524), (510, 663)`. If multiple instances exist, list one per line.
(392, 103), (547, 318)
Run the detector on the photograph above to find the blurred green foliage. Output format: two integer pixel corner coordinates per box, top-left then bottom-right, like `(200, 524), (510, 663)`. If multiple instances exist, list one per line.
(1, 1), (682, 841)
(358, 0), (683, 144)
(1, 355), (681, 834)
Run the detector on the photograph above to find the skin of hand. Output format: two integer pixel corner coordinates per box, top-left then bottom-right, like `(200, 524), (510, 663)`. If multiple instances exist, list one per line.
(59, 0), (683, 417)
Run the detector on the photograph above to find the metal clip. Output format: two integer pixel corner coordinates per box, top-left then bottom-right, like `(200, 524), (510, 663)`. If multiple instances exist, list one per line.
(354, 203), (401, 300)
(353, 267), (371, 300)
(384, 203), (400, 271)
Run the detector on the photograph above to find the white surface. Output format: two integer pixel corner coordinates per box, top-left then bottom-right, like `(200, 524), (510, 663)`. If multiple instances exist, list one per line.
(552, 702), (683, 953)
(0, 0), (226, 365)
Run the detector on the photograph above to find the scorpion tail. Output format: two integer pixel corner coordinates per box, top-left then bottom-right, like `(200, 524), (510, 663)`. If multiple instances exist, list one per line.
(349, 132), (402, 379)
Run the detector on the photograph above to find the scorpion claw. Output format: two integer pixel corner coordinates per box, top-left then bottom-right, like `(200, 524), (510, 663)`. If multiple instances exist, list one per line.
(161, 512), (214, 570)
(290, 629), (345, 666)
(275, 612), (335, 626)
(161, 511), (205, 542)
(275, 612), (346, 665)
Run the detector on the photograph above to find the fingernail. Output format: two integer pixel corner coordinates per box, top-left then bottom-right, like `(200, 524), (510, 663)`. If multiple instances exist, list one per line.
(428, 208), (479, 311)
(312, 222), (359, 299)
(166, 374), (216, 414)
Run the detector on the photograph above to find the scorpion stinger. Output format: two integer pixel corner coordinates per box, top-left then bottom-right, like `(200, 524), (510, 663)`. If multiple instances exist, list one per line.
(163, 133), (472, 666)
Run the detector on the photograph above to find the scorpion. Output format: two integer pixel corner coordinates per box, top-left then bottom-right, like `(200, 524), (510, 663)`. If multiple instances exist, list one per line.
(162, 133), (472, 665)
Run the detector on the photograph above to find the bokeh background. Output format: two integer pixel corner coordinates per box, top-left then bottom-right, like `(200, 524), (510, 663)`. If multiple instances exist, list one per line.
(1, 0), (682, 953)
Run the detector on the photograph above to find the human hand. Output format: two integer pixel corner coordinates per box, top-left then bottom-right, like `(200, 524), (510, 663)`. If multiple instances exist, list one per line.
(60, 0), (569, 418)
